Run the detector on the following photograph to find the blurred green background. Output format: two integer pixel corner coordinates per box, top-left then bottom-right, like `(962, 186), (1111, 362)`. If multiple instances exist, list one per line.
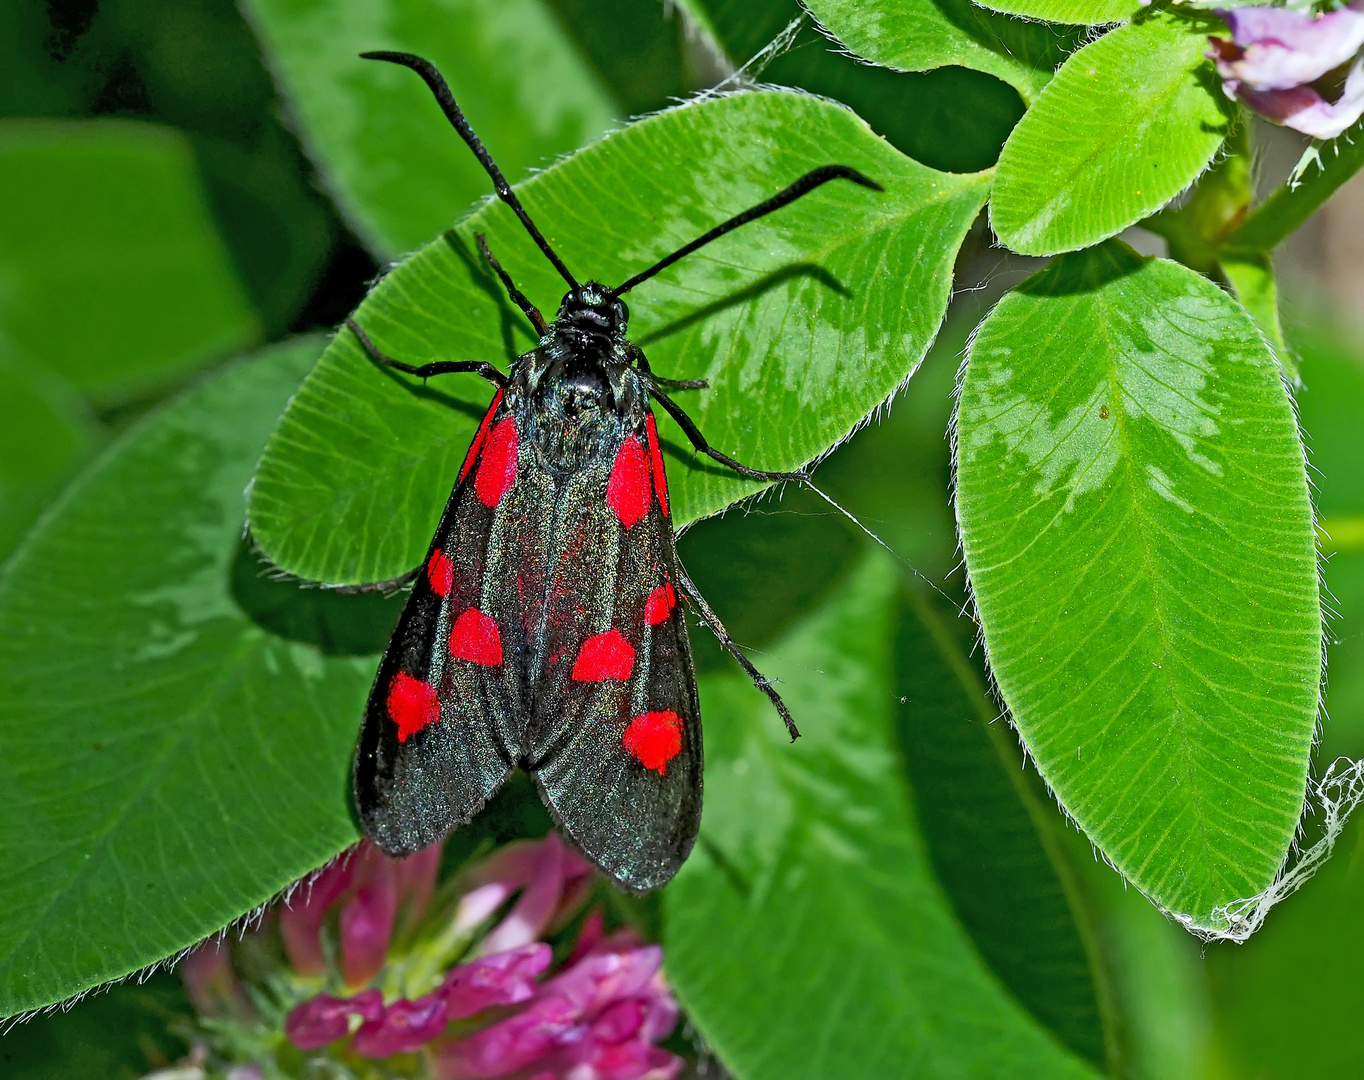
(2, 1), (1364, 1077)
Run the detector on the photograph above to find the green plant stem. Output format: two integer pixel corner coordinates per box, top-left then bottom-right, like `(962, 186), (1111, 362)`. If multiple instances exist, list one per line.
(1225, 123), (1364, 253)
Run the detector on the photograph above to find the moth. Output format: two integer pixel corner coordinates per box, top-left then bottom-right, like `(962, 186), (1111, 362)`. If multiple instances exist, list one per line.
(350, 51), (880, 892)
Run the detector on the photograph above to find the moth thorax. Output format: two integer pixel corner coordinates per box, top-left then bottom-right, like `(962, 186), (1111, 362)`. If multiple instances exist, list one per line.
(532, 361), (622, 473)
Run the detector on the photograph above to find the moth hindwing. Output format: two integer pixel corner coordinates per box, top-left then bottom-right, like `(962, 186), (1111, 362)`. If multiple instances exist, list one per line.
(348, 50), (880, 892)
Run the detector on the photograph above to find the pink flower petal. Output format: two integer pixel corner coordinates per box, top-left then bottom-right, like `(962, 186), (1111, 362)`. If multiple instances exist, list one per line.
(395, 843), (443, 935)
(637, 975), (680, 1045)
(1212, 2), (1364, 89)
(440, 943), (553, 1019)
(540, 1033), (684, 1080)
(549, 870), (597, 935)
(587, 1041), (685, 1080)
(566, 910), (605, 967)
(590, 1000), (646, 1045)
(453, 840), (544, 934)
(284, 989), (383, 1050)
(352, 993), (450, 1058)
(434, 1004), (567, 1078)
(279, 850), (356, 977)
(180, 941), (251, 1020)
(1238, 56), (1364, 138)
(340, 847), (399, 986)
(479, 834), (566, 956)
(538, 946), (664, 1028)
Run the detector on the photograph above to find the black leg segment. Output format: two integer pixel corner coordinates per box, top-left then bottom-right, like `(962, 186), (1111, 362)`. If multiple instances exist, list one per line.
(649, 386), (805, 484)
(477, 233), (546, 336)
(675, 565), (800, 742)
(347, 318), (507, 389)
(629, 346), (707, 391)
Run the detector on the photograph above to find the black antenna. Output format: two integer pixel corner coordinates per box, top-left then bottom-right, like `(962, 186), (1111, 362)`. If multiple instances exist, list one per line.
(362, 51), (579, 292)
(611, 165), (882, 298)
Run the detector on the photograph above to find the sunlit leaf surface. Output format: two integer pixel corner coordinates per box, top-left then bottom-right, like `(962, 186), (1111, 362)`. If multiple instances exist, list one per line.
(248, 90), (989, 584)
(955, 243), (1320, 926)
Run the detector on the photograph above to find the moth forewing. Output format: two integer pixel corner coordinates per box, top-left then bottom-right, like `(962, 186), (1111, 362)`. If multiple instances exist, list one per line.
(348, 50), (878, 890)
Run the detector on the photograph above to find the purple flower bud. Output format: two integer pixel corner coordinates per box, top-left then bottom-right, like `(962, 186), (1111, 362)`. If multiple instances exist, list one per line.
(340, 846), (399, 986)
(1236, 63), (1364, 139)
(279, 853), (355, 977)
(352, 993), (450, 1058)
(1209, 2), (1364, 138)
(440, 943), (553, 1019)
(180, 941), (252, 1021)
(284, 989), (383, 1050)
(454, 840), (544, 934)
(394, 843), (443, 935)
(479, 833), (566, 956)
(1213, 2), (1364, 89)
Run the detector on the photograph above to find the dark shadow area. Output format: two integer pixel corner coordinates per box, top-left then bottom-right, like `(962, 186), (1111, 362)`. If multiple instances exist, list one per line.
(229, 537), (407, 657)
(288, 235), (380, 336)
(679, 485), (863, 672)
(436, 771), (556, 879)
(0, 0), (370, 339)
(696, 0), (1030, 174)
(0, 968), (190, 1080)
(541, 0), (690, 117)
(636, 263), (846, 347)
(892, 584), (1111, 1070)
(1015, 239), (1148, 298)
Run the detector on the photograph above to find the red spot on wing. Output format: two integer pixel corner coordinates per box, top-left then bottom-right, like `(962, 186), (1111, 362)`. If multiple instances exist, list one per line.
(426, 549), (454, 597)
(644, 582), (676, 626)
(623, 711), (683, 774)
(607, 435), (650, 529)
(475, 417), (518, 507)
(645, 413), (669, 518)
(459, 391), (503, 483)
(571, 629), (636, 682)
(387, 672), (440, 742)
(450, 608), (503, 666)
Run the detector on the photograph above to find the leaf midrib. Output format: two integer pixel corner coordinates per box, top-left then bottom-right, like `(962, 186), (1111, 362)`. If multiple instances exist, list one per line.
(1085, 290), (1230, 905)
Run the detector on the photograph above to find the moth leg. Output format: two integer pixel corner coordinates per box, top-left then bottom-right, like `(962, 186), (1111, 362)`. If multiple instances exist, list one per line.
(651, 375), (708, 391)
(476, 232), (547, 335)
(675, 565), (800, 742)
(649, 385), (805, 483)
(347, 318), (508, 388)
(629, 345), (707, 391)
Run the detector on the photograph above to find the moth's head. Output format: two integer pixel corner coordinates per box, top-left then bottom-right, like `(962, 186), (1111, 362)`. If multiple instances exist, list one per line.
(557, 282), (629, 340)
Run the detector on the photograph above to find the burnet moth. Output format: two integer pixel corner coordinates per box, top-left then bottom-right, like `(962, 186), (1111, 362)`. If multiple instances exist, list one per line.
(350, 51), (881, 892)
